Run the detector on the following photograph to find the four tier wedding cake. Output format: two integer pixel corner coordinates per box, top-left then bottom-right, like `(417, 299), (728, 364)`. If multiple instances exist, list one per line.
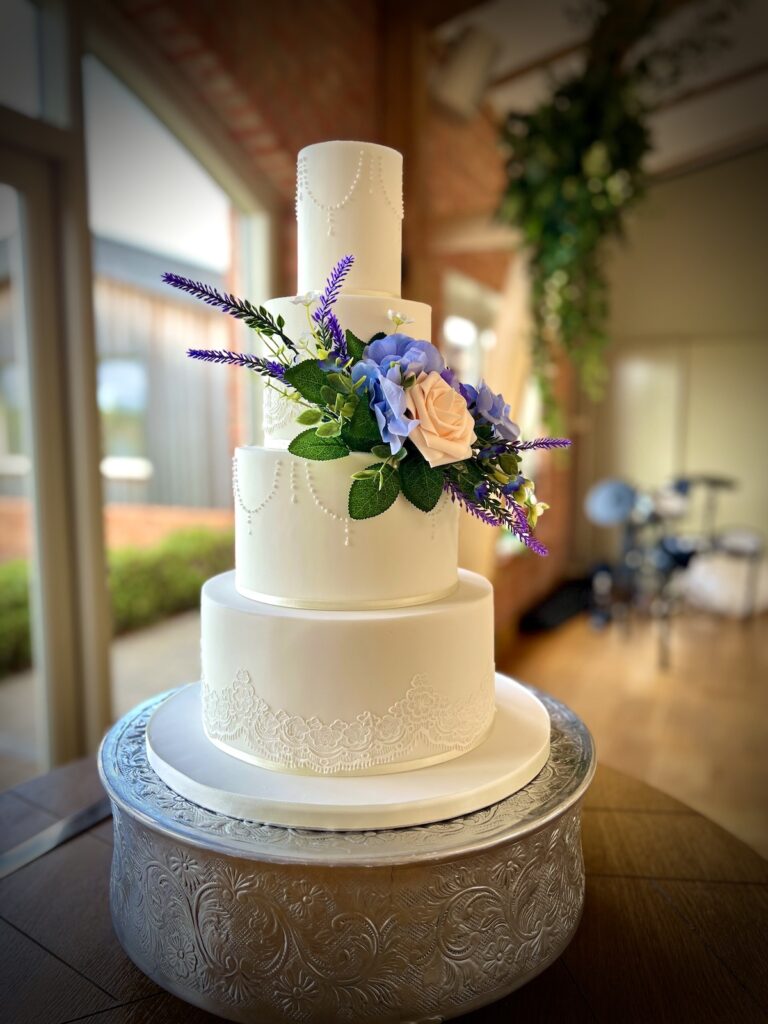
(152, 141), (561, 830)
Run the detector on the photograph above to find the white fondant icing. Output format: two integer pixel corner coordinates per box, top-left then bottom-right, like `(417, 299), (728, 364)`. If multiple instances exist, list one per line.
(296, 141), (403, 296)
(146, 676), (552, 830)
(200, 570), (495, 774)
(233, 447), (458, 609)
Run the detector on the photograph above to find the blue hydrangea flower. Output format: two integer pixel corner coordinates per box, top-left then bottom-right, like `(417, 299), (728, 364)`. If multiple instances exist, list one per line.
(440, 366), (473, 404)
(362, 333), (444, 383)
(351, 360), (418, 455)
(465, 381), (520, 442)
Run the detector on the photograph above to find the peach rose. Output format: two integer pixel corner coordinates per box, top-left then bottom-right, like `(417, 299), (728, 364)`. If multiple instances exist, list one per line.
(404, 372), (476, 468)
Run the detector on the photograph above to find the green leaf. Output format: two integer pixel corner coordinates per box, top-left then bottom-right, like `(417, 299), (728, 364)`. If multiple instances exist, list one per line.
(320, 385), (337, 406)
(350, 469), (378, 480)
(283, 360), (328, 403)
(288, 428), (349, 461)
(296, 408), (322, 425)
(348, 463), (400, 520)
(316, 420), (342, 438)
(370, 444), (391, 460)
(327, 372), (352, 394)
(341, 398), (382, 453)
(499, 453), (520, 475)
(276, 314), (285, 329)
(400, 453), (444, 512)
(345, 329), (366, 362)
(368, 331), (386, 343)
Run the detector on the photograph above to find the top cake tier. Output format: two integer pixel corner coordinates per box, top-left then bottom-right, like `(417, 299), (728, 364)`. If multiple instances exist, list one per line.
(296, 141), (403, 297)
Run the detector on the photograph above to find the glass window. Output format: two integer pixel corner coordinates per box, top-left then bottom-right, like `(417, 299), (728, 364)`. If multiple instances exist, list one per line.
(0, 0), (42, 119)
(83, 55), (242, 714)
(0, 183), (41, 786)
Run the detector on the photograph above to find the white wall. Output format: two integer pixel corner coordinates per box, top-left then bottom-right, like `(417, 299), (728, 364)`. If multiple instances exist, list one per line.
(575, 145), (768, 564)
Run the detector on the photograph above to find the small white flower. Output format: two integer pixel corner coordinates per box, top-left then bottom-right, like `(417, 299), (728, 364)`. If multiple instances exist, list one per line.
(290, 290), (322, 306)
(387, 309), (414, 328)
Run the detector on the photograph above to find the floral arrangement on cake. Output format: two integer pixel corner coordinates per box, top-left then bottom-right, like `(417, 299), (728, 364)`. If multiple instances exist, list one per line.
(164, 256), (570, 554)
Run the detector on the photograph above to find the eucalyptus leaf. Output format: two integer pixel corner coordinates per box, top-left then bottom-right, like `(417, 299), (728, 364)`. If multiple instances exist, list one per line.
(400, 453), (444, 512)
(370, 444), (391, 460)
(316, 420), (342, 438)
(296, 408), (322, 425)
(288, 428), (349, 461)
(348, 462), (400, 520)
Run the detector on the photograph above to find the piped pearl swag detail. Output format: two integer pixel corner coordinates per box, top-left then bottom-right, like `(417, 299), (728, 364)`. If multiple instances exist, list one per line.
(232, 456), (281, 535)
(427, 493), (447, 541)
(296, 149), (403, 237)
(375, 153), (404, 219)
(289, 462), (299, 505)
(296, 148), (364, 237)
(304, 464), (352, 547)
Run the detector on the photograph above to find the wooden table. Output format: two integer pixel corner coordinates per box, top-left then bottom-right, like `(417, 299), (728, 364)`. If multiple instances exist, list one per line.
(1, 759), (766, 1024)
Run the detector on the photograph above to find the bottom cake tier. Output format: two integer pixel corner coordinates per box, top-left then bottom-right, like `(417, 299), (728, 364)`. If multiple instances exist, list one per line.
(146, 675), (552, 829)
(201, 569), (496, 776)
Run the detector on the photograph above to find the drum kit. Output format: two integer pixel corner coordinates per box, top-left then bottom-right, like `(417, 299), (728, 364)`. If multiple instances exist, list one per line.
(583, 474), (750, 666)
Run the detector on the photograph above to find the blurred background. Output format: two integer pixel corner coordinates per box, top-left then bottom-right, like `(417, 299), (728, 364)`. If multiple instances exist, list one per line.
(0, 0), (766, 856)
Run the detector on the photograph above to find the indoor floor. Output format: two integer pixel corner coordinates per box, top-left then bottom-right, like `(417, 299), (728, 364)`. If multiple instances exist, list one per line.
(503, 610), (768, 858)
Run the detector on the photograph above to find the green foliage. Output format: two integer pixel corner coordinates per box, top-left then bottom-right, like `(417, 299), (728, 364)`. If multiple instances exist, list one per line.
(501, 72), (649, 430)
(345, 329), (366, 362)
(0, 560), (32, 678)
(341, 399), (382, 453)
(498, 1), (739, 430)
(296, 408), (322, 425)
(288, 428), (350, 460)
(283, 359), (328, 403)
(0, 529), (234, 680)
(399, 452), (444, 512)
(348, 462), (400, 520)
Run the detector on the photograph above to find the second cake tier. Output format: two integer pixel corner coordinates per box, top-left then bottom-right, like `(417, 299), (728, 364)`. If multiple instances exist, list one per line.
(201, 569), (496, 776)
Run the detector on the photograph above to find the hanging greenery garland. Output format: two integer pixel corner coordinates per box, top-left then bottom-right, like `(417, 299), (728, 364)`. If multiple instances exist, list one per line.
(500, 0), (742, 431)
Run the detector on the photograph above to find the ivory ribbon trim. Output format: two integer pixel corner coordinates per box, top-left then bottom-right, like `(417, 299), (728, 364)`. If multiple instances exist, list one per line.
(203, 716), (495, 778)
(233, 580), (459, 611)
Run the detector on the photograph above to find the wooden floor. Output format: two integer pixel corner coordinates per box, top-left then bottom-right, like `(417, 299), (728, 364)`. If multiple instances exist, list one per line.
(503, 609), (768, 858)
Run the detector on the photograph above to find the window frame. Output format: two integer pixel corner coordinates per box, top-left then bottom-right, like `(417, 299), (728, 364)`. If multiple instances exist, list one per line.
(0, 0), (279, 766)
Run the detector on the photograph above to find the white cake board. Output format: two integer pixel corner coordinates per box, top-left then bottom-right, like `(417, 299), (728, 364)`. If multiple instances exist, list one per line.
(146, 674), (550, 830)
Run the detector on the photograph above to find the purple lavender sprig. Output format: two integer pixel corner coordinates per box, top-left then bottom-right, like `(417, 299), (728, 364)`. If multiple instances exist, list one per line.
(187, 349), (285, 380)
(443, 478), (549, 555)
(163, 273), (297, 352)
(514, 437), (572, 451)
(443, 479), (504, 526)
(312, 255), (354, 359)
(324, 311), (347, 360)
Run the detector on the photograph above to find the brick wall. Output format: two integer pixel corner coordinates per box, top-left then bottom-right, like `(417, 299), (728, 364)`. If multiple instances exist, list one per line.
(113, 0), (508, 293)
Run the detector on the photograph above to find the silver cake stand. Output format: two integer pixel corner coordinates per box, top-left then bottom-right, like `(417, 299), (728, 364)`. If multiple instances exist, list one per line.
(99, 686), (595, 1023)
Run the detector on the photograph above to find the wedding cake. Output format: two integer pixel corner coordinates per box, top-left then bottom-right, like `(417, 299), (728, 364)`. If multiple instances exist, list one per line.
(153, 141), (564, 829)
